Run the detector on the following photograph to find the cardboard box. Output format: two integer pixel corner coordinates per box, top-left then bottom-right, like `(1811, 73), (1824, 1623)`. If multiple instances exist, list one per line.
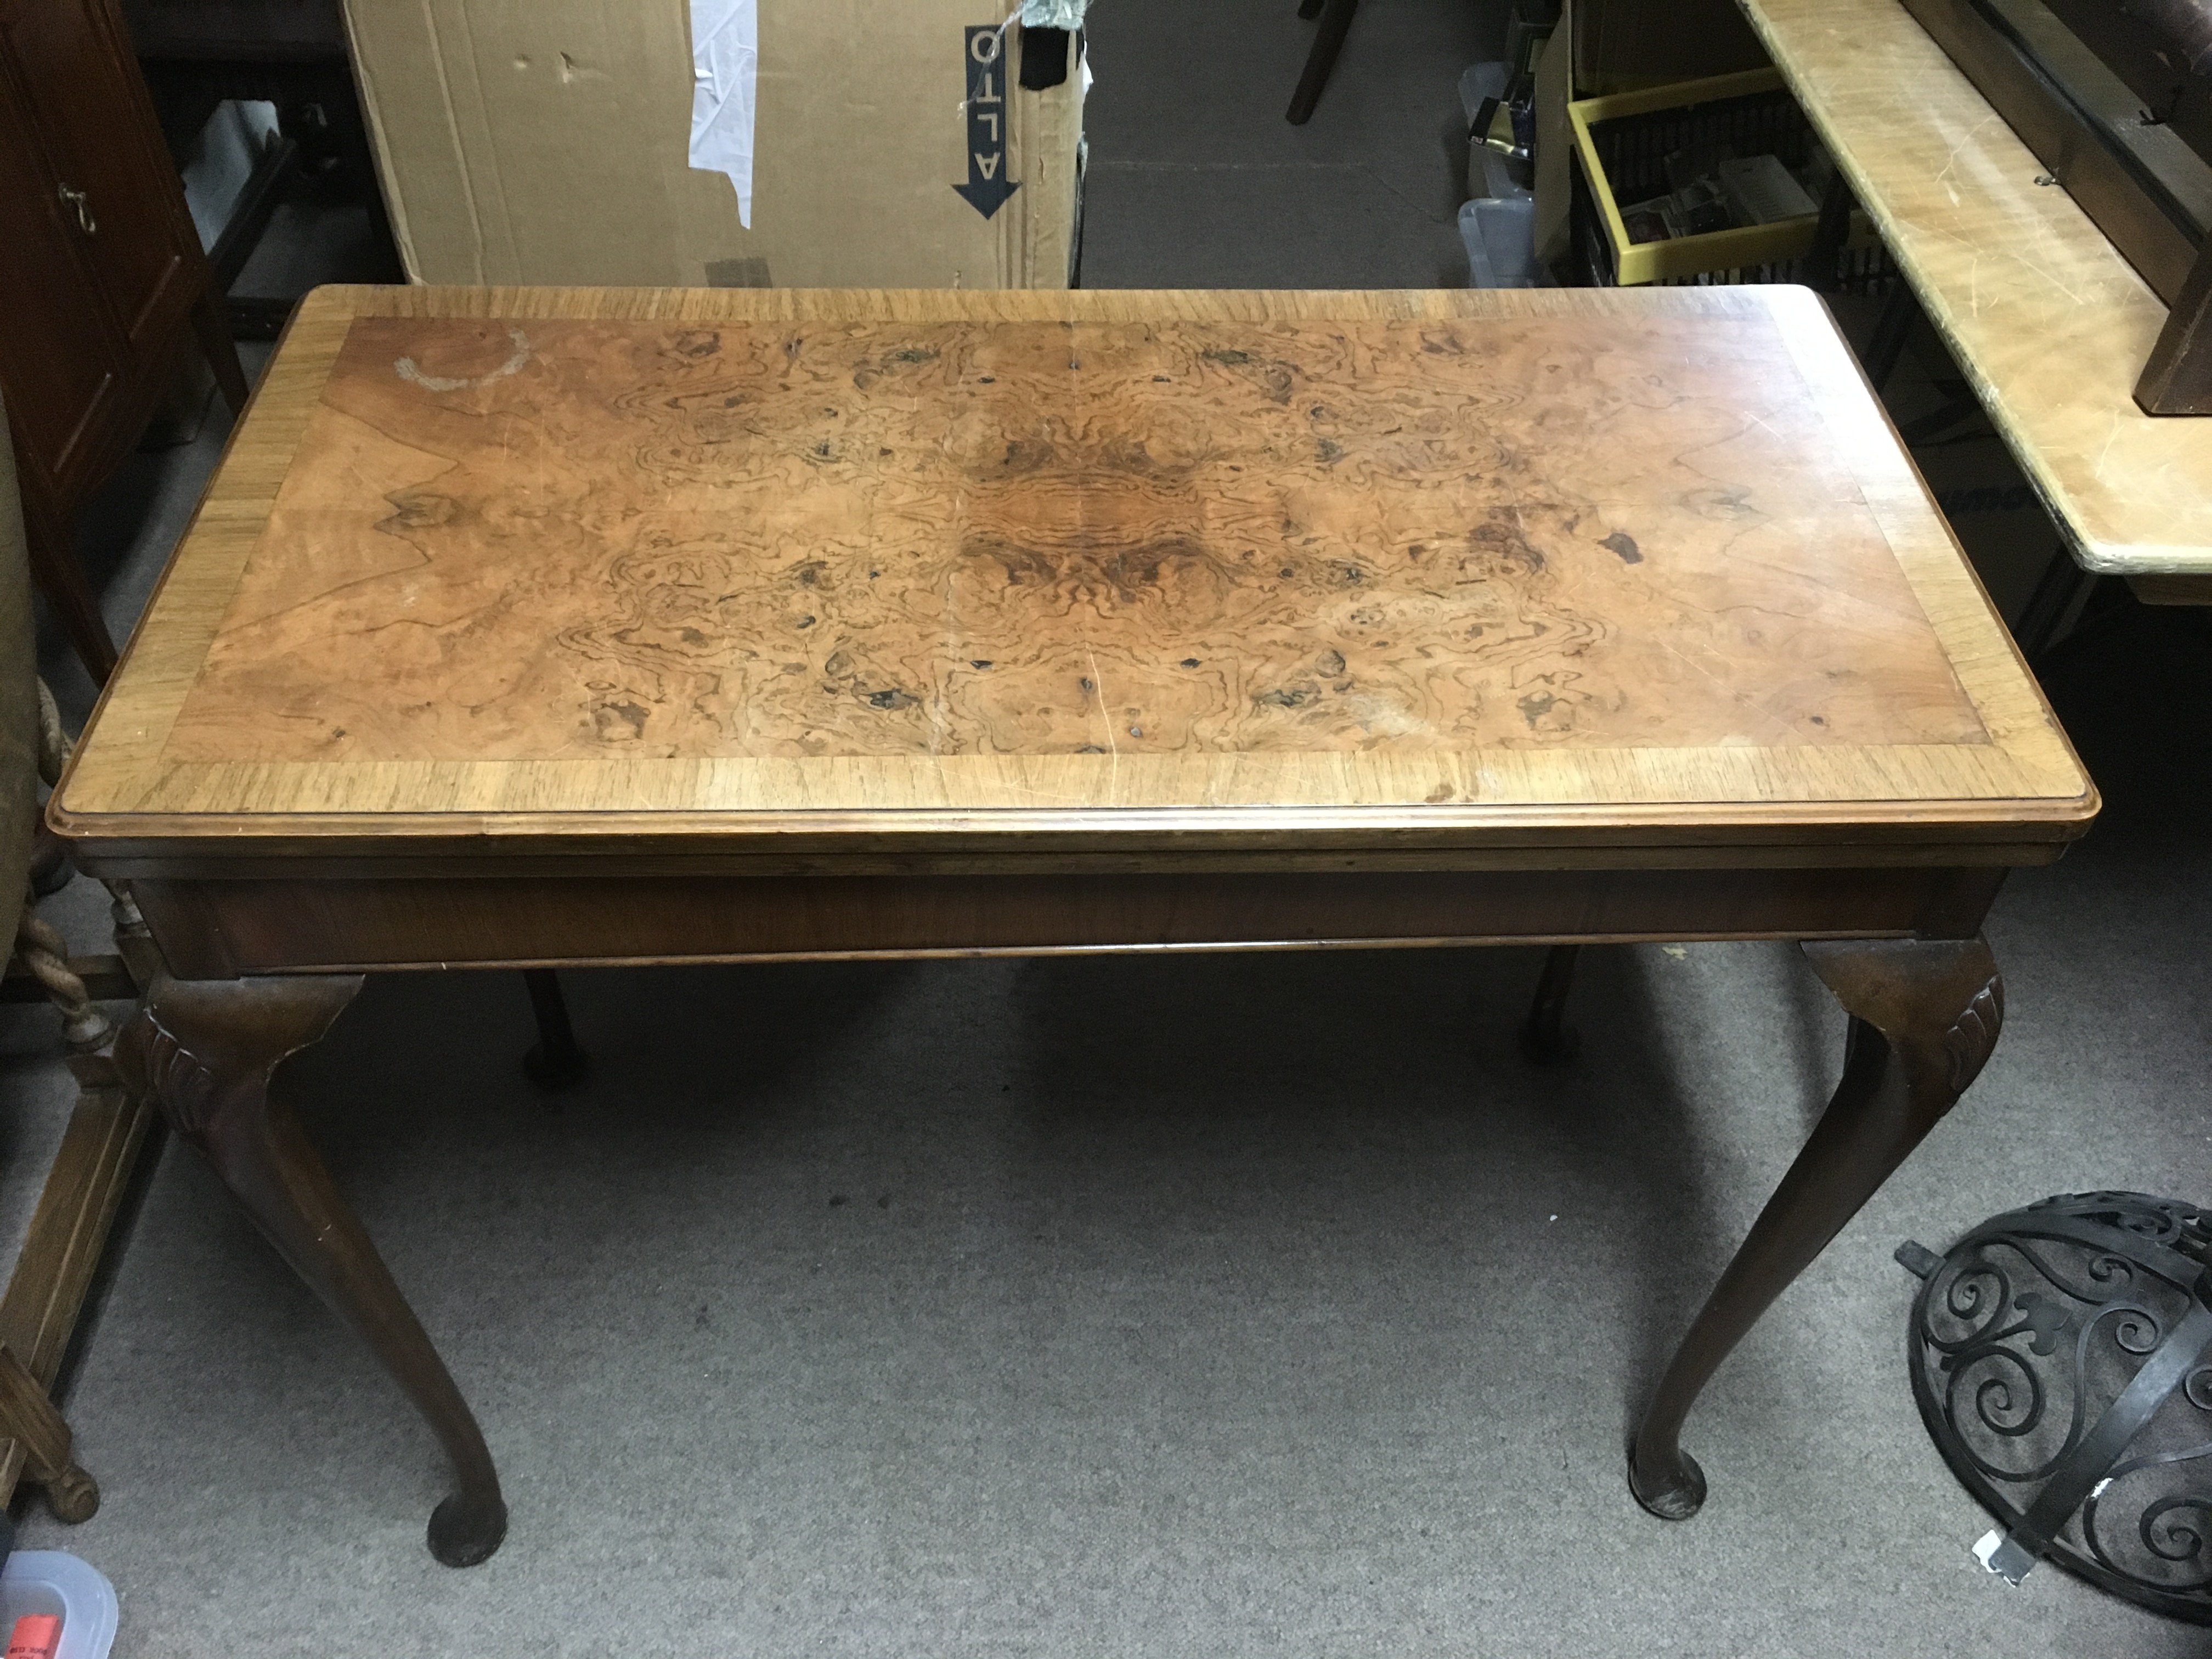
(343, 0), (1085, 288)
(1505, 0), (1560, 75)
(1533, 1), (1573, 272)
(1571, 0), (1765, 95)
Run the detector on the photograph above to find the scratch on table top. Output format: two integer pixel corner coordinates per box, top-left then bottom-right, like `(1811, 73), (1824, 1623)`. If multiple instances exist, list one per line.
(1084, 642), (1119, 800)
(2092, 412), (2126, 485)
(1930, 111), (2000, 208)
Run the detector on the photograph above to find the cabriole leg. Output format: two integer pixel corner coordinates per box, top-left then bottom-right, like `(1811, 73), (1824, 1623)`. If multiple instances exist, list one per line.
(1629, 935), (2003, 1519)
(116, 973), (508, 1565)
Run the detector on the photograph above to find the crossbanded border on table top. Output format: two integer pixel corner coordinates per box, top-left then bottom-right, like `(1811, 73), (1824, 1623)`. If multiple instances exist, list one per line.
(52, 285), (2095, 858)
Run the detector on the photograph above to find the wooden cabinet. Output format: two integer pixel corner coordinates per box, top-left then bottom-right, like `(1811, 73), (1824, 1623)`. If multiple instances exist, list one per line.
(0, 109), (126, 497)
(0, 0), (243, 682)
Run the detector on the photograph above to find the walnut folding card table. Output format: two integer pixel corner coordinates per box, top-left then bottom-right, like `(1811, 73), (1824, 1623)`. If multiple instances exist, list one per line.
(50, 284), (2096, 1566)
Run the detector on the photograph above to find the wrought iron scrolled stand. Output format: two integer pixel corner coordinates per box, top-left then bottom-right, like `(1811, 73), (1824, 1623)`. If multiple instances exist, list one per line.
(1901, 1192), (2212, 1623)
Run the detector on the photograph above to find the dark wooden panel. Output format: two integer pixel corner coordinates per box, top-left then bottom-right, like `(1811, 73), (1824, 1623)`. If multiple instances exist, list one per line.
(0, 27), (122, 493)
(59, 836), (2068, 883)
(1898, 0), (2200, 303)
(2137, 239), (2212, 414)
(2040, 0), (2212, 170)
(0, 0), (189, 347)
(2129, 572), (2212, 605)
(0, 1065), (153, 1380)
(0, 1061), (157, 1510)
(133, 865), (2001, 978)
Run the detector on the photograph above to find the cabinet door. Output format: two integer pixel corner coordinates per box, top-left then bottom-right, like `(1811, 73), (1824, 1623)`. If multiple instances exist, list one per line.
(0, 0), (190, 354)
(0, 38), (125, 499)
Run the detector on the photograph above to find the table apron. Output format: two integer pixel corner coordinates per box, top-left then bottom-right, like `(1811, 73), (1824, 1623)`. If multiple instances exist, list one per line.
(130, 865), (2009, 978)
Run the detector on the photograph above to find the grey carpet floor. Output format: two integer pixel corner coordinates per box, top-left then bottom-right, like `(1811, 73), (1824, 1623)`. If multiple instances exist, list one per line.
(1079, 0), (1492, 288)
(8, 2), (2212, 1654)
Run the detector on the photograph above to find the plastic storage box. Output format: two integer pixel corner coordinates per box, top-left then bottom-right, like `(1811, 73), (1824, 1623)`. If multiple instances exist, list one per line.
(1458, 59), (1538, 286)
(0, 1553), (119, 1659)
(1459, 60), (1528, 198)
(1460, 196), (1542, 287)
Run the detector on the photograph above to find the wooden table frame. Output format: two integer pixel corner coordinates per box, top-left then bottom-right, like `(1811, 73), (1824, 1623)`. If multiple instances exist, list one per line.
(53, 285), (2095, 1566)
(100, 871), (2010, 1566)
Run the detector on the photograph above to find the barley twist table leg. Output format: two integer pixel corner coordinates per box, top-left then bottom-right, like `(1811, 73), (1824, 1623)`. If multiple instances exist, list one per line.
(13, 891), (110, 1052)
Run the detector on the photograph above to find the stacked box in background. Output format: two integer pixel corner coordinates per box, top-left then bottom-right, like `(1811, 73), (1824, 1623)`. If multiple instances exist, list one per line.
(1571, 0), (1766, 95)
(342, 0), (1085, 289)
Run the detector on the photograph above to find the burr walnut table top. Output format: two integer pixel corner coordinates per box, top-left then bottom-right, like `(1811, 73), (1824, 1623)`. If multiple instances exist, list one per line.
(52, 285), (2094, 873)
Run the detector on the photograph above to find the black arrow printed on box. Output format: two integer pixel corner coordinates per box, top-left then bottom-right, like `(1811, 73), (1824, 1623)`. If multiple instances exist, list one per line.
(955, 25), (1020, 219)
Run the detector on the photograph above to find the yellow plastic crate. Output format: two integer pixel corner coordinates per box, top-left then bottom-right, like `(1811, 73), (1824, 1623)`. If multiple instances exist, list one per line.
(1568, 67), (1821, 286)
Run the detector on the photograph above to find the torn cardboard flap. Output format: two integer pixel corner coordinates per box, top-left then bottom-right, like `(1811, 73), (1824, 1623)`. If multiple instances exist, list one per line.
(343, 0), (1084, 288)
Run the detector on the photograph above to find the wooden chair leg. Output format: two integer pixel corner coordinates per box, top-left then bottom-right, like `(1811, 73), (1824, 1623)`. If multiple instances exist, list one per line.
(521, 968), (589, 1090)
(115, 972), (509, 1566)
(26, 827), (70, 897)
(25, 684), (76, 896)
(0, 872), (156, 1521)
(190, 287), (251, 415)
(1628, 935), (2002, 1519)
(13, 896), (112, 1054)
(1287, 0), (1358, 123)
(1859, 281), (1920, 390)
(0, 1343), (97, 1523)
(19, 496), (115, 686)
(1519, 943), (1582, 1063)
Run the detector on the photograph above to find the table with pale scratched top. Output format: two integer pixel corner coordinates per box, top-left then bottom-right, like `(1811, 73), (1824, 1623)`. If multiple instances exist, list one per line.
(53, 284), (2096, 1566)
(1739, 0), (2212, 599)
